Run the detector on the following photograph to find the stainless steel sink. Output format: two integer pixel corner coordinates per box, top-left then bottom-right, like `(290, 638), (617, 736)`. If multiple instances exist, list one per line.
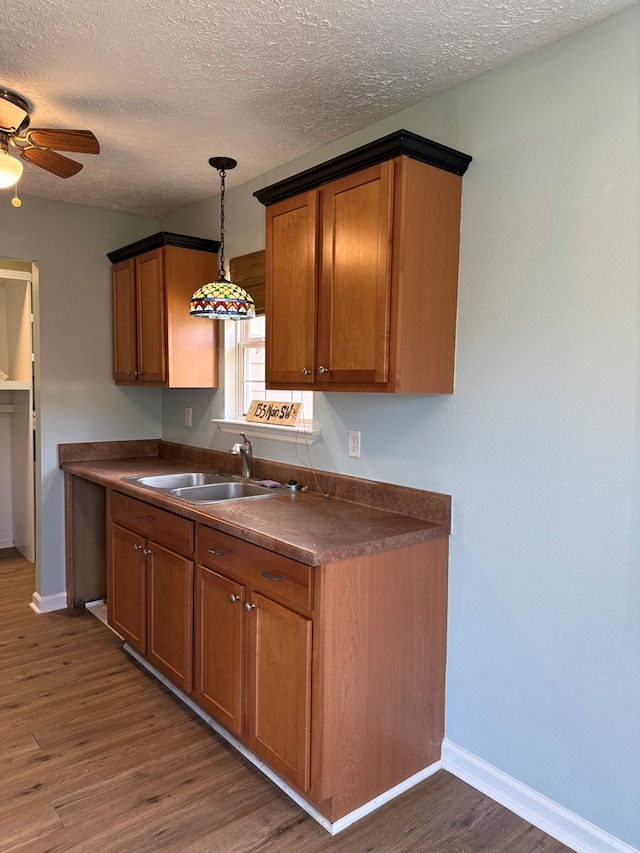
(171, 482), (275, 503)
(127, 471), (232, 492)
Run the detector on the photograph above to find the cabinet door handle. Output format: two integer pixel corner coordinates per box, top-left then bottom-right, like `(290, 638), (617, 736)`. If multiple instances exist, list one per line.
(261, 570), (285, 582)
(318, 365), (329, 374)
(301, 368), (311, 376)
(244, 602), (257, 612)
(207, 547), (227, 557)
(229, 594), (240, 604)
(136, 515), (153, 524)
(133, 543), (141, 551)
(142, 548), (151, 557)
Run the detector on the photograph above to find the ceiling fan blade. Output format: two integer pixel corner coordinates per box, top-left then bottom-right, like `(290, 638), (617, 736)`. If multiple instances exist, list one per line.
(20, 146), (83, 178)
(26, 128), (100, 154)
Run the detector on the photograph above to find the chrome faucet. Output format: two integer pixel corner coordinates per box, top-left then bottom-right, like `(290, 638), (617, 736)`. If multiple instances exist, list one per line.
(230, 432), (253, 479)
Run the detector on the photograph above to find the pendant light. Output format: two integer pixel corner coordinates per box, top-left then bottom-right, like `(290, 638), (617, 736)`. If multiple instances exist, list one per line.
(190, 157), (256, 320)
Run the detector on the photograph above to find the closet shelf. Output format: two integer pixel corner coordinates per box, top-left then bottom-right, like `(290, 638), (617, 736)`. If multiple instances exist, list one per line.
(0, 381), (31, 390)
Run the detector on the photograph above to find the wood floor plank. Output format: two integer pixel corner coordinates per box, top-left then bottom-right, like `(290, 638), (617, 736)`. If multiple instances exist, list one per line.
(0, 558), (574, 853)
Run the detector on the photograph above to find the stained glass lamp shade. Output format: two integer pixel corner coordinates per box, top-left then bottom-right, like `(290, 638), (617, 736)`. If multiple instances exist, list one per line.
(190, 279), (255, 319)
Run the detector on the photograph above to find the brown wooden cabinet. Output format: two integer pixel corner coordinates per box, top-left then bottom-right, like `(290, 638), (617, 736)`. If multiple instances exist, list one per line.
(194, 564), (245, 736)
(256, 130), (471, 394)
(95, 477), (449, 826)
(195, 525), (312, 792)
(107, 491), (195, 694)
(194, 521), (448, 823)
(108, 232), (220, 387)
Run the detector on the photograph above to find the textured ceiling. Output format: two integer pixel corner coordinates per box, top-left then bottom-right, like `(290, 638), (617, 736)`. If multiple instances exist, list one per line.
(0, 0), (637, 219)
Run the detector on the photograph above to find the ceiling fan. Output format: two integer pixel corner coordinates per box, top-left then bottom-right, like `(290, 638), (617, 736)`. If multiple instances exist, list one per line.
(0, 86), (99, 181)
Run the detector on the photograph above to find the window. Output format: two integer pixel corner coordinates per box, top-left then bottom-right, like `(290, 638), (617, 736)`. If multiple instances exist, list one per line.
(236, 315), (313, 426)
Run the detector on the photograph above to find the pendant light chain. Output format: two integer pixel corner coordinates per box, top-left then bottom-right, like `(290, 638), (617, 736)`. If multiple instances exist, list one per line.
(218, 167), (227, 278)
(189, 155), (255, 319)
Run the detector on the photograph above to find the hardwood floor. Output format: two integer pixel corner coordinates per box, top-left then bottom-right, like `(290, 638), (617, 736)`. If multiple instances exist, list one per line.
(0, 555), (573, 853)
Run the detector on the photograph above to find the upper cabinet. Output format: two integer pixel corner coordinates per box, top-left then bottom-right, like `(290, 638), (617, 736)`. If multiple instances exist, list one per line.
(255, 130), (472, 394)
(108, 232), (220, 387)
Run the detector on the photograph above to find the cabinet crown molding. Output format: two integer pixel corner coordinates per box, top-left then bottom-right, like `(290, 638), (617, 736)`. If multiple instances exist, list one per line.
(254, 129), (472, 207)
(107, 231), (220, 264)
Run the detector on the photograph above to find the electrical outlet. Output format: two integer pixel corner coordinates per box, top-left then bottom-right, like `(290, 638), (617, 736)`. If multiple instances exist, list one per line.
(348, 429), (361, 458)
(184, 407), (192, 427)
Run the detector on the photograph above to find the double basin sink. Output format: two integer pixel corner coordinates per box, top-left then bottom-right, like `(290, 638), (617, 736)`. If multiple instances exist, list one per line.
(126, 471), (279, 504)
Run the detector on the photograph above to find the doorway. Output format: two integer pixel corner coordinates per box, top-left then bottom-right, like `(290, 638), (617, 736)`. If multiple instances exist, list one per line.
(0, 259), (37, 563)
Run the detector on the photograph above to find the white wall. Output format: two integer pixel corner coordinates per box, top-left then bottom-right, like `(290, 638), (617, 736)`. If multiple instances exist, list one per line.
(163, 7), (640, 849)
(0, 199), (162, 597)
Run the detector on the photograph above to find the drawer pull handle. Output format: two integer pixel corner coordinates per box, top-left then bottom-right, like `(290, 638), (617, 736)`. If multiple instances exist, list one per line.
(261, 570), (285, 582)
(208, 548), (227, 557)
(136, 515), (153, 524)
(244, 602), (257, 612)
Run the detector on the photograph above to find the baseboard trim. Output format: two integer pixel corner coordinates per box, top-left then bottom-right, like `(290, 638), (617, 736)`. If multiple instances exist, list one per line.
(442, 740), (637, 853)
(124, 644), (440, 835)
(29, 590), (68, 614)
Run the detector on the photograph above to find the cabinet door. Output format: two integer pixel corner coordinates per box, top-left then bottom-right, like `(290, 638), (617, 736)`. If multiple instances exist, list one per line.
(194, 566), (245, 736)
(265, 190), (318, 386)
(146, 541), (194, 693)
(107, 522), (146, 652)
(246, 592), (312, 792)
(112, 259), (137, 381)
(317, 162), (394, 385)
(136, 248), (166, 383)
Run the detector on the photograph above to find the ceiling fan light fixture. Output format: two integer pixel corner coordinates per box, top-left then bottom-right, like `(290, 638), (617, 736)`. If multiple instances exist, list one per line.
(190, 156), (255, 321)
(0, 146), (23, 188)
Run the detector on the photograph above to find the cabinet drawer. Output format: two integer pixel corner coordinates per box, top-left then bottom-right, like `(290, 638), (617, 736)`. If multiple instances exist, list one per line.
(109, 491), (193, 555)
(196, 525), (312, 612)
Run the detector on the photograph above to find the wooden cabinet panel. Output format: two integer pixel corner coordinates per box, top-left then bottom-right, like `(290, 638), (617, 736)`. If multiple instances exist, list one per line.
(107, 491), (194, 694)
(311, 537), (449, 819)
(107, 522), (146, 653)
(136, 249), (166, 383)
(196, 524), (312, 612)
(317, 162), (393, 385)
(111, 259), (137, 381)
(110, 238), (219, 388)
(146, 541), (194, 693)
(246, 592), (312, 792)
(110, 491), (193, 555)
(265, 191), (318, 386)
(194, 565), (244, 736)
(194, 527), (313, 790)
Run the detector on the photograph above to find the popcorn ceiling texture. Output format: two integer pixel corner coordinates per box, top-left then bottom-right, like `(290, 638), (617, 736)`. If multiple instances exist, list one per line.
(0, 0), (635, 218)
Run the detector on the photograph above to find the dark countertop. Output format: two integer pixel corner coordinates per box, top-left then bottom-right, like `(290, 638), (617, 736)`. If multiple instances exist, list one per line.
(60, 444), (450, 566)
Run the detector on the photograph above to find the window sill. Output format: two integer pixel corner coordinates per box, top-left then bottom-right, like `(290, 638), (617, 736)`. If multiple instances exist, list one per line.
(212, 418), (320, 445)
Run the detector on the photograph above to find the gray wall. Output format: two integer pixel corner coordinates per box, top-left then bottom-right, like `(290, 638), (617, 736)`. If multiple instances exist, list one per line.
(164, 8), (640, 849)
(0, 201), (161, 597)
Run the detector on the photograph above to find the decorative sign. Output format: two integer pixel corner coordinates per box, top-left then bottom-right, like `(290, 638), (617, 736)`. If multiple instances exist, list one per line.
(246, 400), (301, 426)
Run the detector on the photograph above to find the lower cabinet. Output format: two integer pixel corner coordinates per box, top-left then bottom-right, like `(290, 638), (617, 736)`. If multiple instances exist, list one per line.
(195, 525), (312, 792)
(106, 490), (448, 826)
(107, 491), (194, 694)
